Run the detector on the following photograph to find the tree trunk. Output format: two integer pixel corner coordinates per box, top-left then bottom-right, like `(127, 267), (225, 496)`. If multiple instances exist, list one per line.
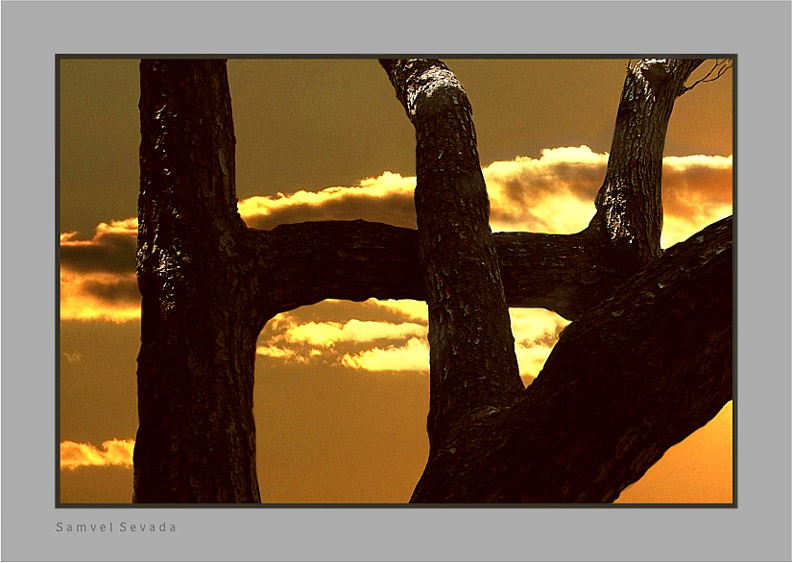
(134, 58), (732, 504)
(135, 60), (260, 502)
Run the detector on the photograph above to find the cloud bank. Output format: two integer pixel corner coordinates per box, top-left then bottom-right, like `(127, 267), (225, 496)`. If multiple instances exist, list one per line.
(60, 148), (732, 322)
(256, 309), (430, 372)
(253, 300), (570, 381)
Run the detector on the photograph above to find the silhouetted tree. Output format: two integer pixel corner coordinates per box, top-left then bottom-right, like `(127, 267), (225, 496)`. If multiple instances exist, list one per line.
(134, 58), (732, 503)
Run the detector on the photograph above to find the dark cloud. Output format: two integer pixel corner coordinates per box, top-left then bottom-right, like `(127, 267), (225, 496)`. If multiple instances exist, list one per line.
(243, 191), (417, 231)
(80, 277), (140, 305)
(60, 223), (140, 319)
(61, 229), (136, 275)
(497, 161), (603, 206)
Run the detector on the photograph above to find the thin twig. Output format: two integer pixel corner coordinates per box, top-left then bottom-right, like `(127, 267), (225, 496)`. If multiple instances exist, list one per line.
(679, 59), (732, 95)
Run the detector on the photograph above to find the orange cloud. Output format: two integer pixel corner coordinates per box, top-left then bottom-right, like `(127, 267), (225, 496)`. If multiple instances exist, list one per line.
(255, 344), (312, 364)
(239, 171), (417, 230)
(256, 311), (429, 369)
(284, 318), (426, 347)
(60, 218), (141, 322)
(239, 147), (732, 245)
(341, 337), (430, 372)
(484, 147), (732, 239)
(367, 299), (429, 322)
(660, 154), (733, 248)
(509, 309), (571, 381)
(485, 146), (605, 233)
(62, 351), (83, 363)
(256, 302), (567, 379)
(60, 269), (139, 322)
(60, 438), (135, 470)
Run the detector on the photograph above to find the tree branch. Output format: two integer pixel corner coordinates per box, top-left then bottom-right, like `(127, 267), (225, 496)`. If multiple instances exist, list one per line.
(679, 59), (733, 96)
(410, 216), (733, 502)
(586, 59), (704, 272)
(252, 220), (423, 317)
(380, 59), (524, 448)
(251, 221), (618, 321)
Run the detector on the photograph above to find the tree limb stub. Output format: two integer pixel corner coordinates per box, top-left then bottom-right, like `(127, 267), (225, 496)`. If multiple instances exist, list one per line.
(380, 59), (523, 449)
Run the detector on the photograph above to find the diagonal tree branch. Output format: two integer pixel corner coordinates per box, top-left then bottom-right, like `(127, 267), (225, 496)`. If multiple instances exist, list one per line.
(508, 215), (732, 503)
(410, 216), (732, 502)
(379, 59), (524, 449)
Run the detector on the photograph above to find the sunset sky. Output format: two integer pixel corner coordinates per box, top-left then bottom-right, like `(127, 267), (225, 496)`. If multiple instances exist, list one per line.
(58, 58), (733, 504)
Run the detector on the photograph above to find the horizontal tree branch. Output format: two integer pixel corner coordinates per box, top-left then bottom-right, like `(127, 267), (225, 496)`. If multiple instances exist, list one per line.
(254, 220), (424, 315)
(250, 220), (627, 321)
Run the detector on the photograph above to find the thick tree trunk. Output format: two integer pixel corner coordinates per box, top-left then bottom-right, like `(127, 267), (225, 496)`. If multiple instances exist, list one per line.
(134, 58), (732, 504)
(135, 60), (260, 502)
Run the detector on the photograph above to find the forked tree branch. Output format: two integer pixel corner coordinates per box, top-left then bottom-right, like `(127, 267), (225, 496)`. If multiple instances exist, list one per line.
(586, 59), (703, 270)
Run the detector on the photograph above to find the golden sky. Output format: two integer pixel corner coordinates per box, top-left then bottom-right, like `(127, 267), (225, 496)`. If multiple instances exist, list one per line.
(59, 58), (733, 504)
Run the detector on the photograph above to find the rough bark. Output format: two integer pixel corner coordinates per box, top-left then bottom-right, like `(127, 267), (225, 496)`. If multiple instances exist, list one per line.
(379, 59), (523, 454)
(135, 60), (260, 502)
(376, 58), (730, 503)
(586, 59), (704, 272)
(257, 222), (618, 321)
(134, 58), (732, 504)
(410, 216), (732, 502)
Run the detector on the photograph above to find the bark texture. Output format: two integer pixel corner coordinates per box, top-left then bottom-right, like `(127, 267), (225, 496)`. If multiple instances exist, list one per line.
(258, 222), (619, 321)
(134, 58), (732, 504)
(135, 60), (260, 502)
(586, 59), (704, 272)
(379, 59), (523, 454)
(411, 217), (732, 502)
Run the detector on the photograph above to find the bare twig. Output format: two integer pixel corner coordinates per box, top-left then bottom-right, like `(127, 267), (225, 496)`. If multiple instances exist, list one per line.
(679, 58), (732, 95)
